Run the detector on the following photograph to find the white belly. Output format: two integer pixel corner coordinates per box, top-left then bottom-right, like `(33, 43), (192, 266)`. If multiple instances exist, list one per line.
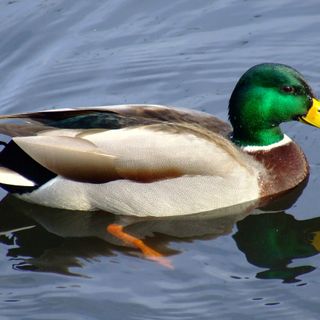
(17, 171), (260, 217)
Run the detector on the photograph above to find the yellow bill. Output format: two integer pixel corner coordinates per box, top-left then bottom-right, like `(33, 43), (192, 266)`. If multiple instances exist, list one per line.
(311, 231), (320, 252)
(300, 98), (320, 128)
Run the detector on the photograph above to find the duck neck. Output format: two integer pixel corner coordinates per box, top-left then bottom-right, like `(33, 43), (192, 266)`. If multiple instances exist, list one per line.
(231, 127), (284, 147)
(239, 134), (308, 200)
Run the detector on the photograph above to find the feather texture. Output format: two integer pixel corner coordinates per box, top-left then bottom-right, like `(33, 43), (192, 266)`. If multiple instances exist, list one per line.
(13, 136), (118, 183)
(14, 122), (263, 216)
(12, 123), (262, 184)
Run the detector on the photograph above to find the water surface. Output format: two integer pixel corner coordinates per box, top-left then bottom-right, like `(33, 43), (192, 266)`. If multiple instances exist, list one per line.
(1, 1), (320, 319)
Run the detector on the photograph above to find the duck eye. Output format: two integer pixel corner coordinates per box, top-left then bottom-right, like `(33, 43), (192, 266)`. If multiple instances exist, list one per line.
(282, 86), (295, 93)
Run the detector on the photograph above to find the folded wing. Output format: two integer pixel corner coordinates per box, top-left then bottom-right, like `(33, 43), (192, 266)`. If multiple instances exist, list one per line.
(11, 123), (255, 186)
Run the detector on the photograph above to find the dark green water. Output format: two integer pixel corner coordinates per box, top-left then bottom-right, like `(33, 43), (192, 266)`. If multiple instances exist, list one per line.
(1, 1), (320, 319)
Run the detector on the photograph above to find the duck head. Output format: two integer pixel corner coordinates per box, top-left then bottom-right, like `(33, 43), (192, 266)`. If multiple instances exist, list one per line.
(229, 63), (320, 147)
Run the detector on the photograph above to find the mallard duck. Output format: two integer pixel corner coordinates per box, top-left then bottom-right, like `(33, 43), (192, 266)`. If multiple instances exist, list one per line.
(0, 63), (319, 218)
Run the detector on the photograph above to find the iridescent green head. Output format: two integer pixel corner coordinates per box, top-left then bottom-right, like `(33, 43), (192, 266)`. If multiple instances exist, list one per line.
(229, 63), (320, 147)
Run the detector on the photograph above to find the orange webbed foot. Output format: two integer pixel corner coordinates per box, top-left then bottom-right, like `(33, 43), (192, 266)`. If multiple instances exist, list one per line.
(107, 223), (173, 269)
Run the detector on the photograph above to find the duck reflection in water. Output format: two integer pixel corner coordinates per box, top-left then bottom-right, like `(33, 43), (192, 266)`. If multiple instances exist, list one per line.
(234, 181), (320, 283)
(0, 194), (254, 274)
(234, 211), (319, 283)
(0, 181), (318, 281)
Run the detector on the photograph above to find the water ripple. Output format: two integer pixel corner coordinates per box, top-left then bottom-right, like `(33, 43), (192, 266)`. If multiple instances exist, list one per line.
(0, 0), (320, 319)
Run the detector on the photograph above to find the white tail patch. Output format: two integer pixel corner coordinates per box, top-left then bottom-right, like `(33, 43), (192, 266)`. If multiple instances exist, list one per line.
(0, 167), (35, 187)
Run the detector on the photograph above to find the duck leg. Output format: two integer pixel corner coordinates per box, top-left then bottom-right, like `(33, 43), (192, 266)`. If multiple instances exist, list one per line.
(106, 223), (173, 269)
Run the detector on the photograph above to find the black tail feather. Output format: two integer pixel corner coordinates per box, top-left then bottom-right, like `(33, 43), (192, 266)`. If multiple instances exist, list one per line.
(0, 140), (56, 194)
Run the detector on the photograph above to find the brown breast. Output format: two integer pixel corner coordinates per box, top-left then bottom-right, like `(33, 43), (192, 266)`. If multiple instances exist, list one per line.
(246, 142), (309, 200)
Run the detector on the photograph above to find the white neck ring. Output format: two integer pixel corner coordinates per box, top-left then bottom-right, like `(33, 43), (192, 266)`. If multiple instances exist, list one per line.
(242, 134), (292, 152)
